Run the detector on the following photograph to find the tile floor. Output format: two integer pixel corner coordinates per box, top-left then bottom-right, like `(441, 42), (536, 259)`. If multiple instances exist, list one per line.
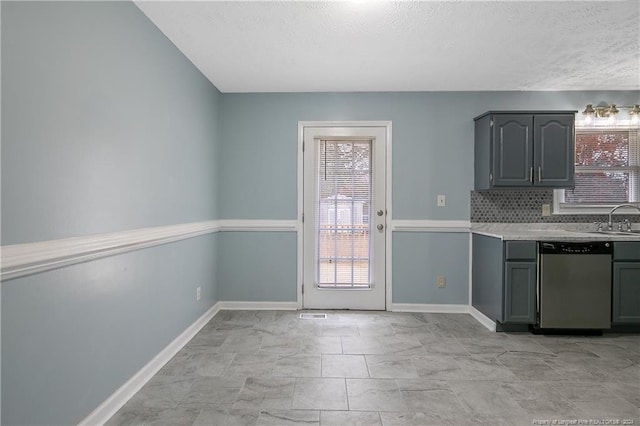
(107, 310), (640, 426)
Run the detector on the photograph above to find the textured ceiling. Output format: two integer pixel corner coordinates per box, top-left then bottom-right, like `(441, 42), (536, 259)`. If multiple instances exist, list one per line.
(135, 1), (640, 93)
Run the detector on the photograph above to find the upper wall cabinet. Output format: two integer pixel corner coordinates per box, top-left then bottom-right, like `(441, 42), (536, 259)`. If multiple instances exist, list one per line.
(474, 111), (576, 190)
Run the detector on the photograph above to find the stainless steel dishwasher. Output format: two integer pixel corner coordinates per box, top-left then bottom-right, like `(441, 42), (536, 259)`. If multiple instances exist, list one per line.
(539, 241), (612, 329)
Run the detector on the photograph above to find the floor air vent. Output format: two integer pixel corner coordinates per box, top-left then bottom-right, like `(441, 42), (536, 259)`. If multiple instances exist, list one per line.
(299, 313), (327, 320)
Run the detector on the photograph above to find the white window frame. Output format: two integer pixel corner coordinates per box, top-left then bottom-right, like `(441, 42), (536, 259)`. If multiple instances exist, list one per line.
(554, 124), (640, 215)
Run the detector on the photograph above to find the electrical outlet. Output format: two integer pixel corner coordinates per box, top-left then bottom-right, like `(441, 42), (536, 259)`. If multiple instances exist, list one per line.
(196, 286), (201, 301)
(437, 195), (446, 207)
(541, 204), (551, 217)
(436, 275), (446, 288)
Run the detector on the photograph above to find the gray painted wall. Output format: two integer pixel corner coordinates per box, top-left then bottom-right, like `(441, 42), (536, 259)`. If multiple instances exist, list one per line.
(218, 91), (639, 305)
(393, 232), (470, 304)
(220, 91), (640, 221)
(2, 235), (218, 425)
(217, 232), (297, 302)
(1, 2), (221, 424)
(2, 1), (221, 245)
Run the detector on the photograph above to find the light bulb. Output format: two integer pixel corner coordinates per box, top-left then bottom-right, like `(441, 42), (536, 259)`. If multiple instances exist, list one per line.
(582, 104), (595, 126)
(583, 114), (594, 125)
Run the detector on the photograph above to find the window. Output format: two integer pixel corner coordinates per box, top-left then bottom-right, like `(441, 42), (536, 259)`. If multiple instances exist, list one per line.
(554, 126), (639, 214)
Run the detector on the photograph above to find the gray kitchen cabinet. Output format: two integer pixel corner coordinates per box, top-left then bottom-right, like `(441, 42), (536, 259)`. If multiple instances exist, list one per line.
(474, 111), (576, 189)
(472, 235), (537, 325)
(612, 242), (640, 324)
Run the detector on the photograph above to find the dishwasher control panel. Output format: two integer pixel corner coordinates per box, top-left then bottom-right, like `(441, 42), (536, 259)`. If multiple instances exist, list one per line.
(540, 241), (612, 255)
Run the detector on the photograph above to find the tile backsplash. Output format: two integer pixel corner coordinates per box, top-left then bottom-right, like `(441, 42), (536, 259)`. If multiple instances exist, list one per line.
(470, 189), (640, 223)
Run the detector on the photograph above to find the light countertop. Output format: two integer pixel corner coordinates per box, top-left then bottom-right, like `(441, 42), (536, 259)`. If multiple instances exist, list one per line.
(471, 223), (640, 241)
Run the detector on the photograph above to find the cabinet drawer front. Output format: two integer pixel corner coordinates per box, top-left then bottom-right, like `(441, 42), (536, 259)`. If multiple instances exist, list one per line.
(505, 241), (537, 260)
(614, 242), (640, 261)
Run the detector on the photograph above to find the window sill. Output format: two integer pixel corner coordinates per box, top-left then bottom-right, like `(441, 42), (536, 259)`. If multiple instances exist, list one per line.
(553, 204), (640, 216)
(553, 190), (640, 215)
(554, 206), (614, 215)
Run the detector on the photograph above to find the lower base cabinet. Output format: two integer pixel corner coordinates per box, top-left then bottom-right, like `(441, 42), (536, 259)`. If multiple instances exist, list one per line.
(472, 235), (537, 325)
(473, 238), (640, 327)
(613, 242), (640, 324)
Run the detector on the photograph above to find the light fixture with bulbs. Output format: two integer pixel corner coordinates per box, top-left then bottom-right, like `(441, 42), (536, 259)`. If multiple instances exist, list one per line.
(581, 103), (640, 126)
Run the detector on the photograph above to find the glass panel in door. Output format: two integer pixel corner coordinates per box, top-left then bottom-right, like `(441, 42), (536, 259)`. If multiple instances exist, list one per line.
(317, 139), (372, 288)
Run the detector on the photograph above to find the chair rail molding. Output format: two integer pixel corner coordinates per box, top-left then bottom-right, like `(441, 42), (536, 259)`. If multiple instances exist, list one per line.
(1, 219), (299, 281)
(391, 220), (471, 233)
(217, 219), (298, 232)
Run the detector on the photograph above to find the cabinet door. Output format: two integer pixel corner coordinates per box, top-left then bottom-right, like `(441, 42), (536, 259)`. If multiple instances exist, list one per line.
(612, 262), (640, 324)
(492, 115), (534, 187)
(533, 114), (575, 187)
(504, 261), (536, 323)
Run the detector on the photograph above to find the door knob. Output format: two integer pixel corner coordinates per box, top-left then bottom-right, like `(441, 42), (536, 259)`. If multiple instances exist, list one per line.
(377, 224), (384, 231)
(377, 210), (384, 216)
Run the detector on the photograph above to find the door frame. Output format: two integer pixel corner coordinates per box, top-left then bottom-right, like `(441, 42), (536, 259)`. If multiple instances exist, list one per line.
(297, 121), (393, 309)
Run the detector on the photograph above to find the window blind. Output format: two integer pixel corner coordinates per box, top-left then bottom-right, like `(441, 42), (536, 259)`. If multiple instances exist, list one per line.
(562, 128), (639, 205)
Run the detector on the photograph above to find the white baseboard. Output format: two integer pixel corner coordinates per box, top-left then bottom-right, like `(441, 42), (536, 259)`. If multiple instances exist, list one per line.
(390, 303), (497, 332)
(389, 303), (470, 313)
(79, 302), (221, 426)
(468, 306), (497, 332)
(217, 301), (299, 310)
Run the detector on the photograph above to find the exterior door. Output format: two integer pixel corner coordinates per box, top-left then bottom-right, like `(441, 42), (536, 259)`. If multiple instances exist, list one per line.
(302, 125), (387, 310)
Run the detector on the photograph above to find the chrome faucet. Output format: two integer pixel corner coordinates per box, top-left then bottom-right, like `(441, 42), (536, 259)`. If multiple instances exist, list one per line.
(607, 203), (640, 230)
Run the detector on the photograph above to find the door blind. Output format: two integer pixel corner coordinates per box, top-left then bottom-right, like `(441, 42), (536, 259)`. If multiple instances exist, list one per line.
(315, 138), (373, 288)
